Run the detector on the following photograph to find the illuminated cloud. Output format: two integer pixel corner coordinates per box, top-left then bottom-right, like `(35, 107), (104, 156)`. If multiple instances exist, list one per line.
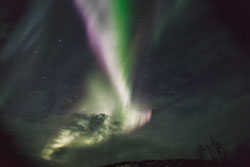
(42, 113), (122, 160)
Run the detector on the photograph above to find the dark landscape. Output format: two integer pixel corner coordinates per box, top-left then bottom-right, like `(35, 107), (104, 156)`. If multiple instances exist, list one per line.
(1, 0), (250, 166)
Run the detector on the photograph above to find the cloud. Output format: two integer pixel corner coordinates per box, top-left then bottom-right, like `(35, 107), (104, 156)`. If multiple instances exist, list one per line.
(50, 133), (176, 167)
(41, 113), (124, 161)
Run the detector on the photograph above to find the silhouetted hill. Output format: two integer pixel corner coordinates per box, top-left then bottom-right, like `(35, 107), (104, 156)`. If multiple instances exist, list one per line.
(100, 159), (244, 167)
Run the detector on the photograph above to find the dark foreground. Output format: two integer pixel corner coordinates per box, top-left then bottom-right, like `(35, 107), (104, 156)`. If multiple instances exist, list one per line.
(100, 159), (246, 167)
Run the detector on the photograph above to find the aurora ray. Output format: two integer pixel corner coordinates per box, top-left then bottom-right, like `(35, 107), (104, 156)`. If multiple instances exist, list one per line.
(41, 0), (152, 160)
(73, 0), (152, 131)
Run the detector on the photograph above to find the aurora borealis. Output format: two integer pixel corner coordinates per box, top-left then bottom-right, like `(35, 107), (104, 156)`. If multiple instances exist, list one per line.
(73, 0), (151, 130)
(1, 0), (250, 166)
(41, 0), (152, 160)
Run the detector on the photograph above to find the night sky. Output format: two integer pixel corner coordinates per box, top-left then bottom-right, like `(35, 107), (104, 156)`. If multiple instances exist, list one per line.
(1, 0), (250, 166)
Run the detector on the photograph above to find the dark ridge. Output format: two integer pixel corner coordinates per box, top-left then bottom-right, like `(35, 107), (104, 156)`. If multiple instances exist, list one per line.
(100, 159), (243, 167)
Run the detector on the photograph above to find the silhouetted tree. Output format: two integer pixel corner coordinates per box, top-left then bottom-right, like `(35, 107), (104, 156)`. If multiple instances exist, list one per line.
(207, 139), (227, 161)
(194, 139), (227, 162)
(231, 138), (250, 166)
(194, 144), (206, 160)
